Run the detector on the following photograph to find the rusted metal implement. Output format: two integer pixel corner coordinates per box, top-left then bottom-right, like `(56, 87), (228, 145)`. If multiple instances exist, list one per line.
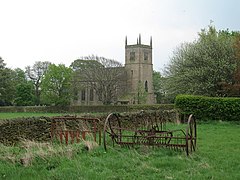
(51, 116), (101, 145)
(103, 112), (196, 155)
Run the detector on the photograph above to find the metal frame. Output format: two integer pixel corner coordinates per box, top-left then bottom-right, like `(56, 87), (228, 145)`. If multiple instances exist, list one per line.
(51, 116), (101, 145)
(103, 112), (196, 155)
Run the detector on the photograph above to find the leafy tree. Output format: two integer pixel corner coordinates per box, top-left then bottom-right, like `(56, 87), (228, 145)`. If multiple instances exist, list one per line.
(153, 71), (165, 103)
(26, 61), (51, 105)
(13, 68), (27, 84)
(70, 58), (103, 102)
(11, 68), (30, 105)
(164, 26), (238, 100)
(0, 57), (16, 105)
(40, 64), (73, 106)
(134, 81), (147, 104)
(221, 33), (240, 96)
(71, 55), (127, 105)
(0, 57), (5, 68)
(14, 82), (34, 106)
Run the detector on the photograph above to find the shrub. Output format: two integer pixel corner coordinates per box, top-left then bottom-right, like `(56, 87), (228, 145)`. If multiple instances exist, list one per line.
(175, 94), (240, 121)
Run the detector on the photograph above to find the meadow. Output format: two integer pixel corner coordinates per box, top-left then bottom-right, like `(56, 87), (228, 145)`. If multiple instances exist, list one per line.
(0, 113), (239, 179)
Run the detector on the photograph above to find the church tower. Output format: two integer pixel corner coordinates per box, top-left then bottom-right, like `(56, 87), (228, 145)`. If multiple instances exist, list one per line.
(125, 34), (155, 104)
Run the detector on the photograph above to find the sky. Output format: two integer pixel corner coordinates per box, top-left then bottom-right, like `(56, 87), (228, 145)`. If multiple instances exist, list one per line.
(0, 0), (240, 72)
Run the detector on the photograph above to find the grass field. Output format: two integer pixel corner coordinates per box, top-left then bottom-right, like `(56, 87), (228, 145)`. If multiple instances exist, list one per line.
(0, 112), (104, 120)
(0, 112), (63, 120)
(0, 115), (239, 179)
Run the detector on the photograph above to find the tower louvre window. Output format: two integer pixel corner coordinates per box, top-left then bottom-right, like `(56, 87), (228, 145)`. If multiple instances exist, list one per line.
(130, 52), (135, 61)
(144, 52), (148, 61)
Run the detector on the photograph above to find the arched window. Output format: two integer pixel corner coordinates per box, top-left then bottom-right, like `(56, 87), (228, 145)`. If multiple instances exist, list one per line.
(90, 89), (94, 101)
(145, 81), (148, 92)
(81, 89), (86, 101)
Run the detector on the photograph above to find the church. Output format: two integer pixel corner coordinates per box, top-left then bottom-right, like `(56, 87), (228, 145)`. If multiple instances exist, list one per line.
(73, 35), (156, 105)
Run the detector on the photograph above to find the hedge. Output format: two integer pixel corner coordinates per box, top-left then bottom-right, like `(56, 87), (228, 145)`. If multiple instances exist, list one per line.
(0, 104), (174, 113)
(175, 94), (240, 121)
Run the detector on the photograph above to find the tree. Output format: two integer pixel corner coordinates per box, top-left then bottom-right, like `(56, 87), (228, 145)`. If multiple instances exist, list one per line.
(0, 57), (5, 68)
(164, 26), (238, 100)
(26, 61), (51, 105)
(70, 58), (103, 101)
(134, 81), (147, 104)
(71, 55), (127, 105)
(40, 64), (73, 106)
(221, 33), (240, 96)
(13, 68), (27, 84)
(14, 82), (34, 106)
(0, 57), (16, 105)
(152, 71), (165, 103)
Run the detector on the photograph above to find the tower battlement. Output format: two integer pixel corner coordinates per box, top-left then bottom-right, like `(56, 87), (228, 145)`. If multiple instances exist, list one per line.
(124, 35), (155, 104)
(125, 34), (152, 48)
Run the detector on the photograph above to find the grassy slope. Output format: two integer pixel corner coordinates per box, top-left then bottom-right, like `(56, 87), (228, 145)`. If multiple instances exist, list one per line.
(0, 122), (240, 179)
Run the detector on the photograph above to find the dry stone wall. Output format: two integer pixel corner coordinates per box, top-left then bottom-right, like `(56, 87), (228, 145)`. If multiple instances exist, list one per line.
(0, 117), (51, 145)
(0, 110), (178, 146)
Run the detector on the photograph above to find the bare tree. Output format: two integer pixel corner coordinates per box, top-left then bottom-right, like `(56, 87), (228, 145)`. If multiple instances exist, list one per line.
(25, 61), (51, 105)
(71, 55), (127, 104)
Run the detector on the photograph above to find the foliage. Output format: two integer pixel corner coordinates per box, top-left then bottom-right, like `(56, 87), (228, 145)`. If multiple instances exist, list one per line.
(12, 68), (27, 84)
(0, 58), (16, 105)
(133, 81), (148, 104)
(221, 33), (240, 96)
(0, 122), (240, 179)
(71, 55), (127, 105)
(153, 71), (165, 103)
(164, 26), (239, 100)
(40, 64), (73, 106)
(0, 58), (33, 106)
(26, 61), (51, 105)
(70, 58), (103, 101)
(175, 94), (240, 121)
(0, 57), (5, 68)
(14, 83), (35, 106)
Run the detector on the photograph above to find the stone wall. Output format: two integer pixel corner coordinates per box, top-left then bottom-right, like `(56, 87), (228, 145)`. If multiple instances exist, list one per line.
(0, 110), (179, 146)
(0, 117), (51, 145)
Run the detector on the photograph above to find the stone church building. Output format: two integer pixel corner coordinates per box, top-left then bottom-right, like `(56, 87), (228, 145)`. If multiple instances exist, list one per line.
(74, 35), (156, 105)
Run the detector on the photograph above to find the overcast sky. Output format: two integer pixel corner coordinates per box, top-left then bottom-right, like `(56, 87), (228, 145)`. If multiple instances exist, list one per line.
(0, 0), (239, 71)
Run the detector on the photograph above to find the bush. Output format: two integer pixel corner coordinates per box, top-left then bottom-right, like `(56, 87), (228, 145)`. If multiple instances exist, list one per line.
(175, 95), (240, 121)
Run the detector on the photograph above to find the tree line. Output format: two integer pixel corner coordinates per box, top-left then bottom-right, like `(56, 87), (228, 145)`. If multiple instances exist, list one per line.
(1, 25), (240, 106)
(0, 55), (129, 106)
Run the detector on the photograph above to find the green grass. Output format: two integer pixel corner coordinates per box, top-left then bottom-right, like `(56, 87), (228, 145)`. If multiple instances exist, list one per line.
(0, 112), (105, 120)
(0, 121), (239, 179)
(0, 112), (63, 120)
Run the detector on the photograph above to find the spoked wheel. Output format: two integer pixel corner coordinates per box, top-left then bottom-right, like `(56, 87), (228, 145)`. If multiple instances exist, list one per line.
(103, 113), (121, 151)
(186, 114), (197, 155)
